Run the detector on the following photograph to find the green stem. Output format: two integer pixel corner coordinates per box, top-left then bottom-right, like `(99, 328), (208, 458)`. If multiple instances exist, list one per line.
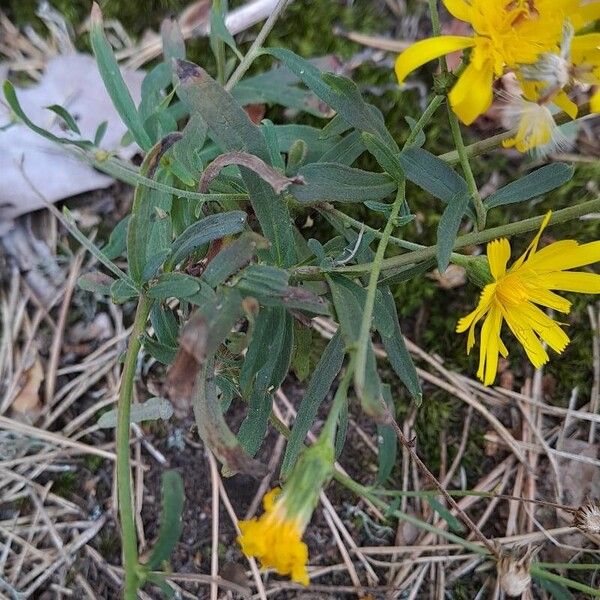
(333, 471), (489, 556)
(313, 197), (600, 277)
(531, 565), (600, 597)
(427, 0), (443, 39)
(403, 94), (445, 147)
(211, 0), (227, 85)
(117, 294), (153, 600)
(439, 104), (591, 164)
(447, 108), (486, 229)
(224, 0), (290, 91)
(354, 183), (405, 397)
(319, 358), (354, 445)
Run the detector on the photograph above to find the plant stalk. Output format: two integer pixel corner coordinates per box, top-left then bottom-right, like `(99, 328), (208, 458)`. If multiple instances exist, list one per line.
(225, 0), (291, 90)
(116, 294), (153, 599)
(354, 183), (405, 397)
(303, 197), (600, 277)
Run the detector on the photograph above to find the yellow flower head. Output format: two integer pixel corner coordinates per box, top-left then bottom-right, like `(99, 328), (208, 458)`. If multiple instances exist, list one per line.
(237, 441), (334, 585)
(238, 488), (310, 585)
(457, 212), (600, 385)
(395, 0), (576, 124)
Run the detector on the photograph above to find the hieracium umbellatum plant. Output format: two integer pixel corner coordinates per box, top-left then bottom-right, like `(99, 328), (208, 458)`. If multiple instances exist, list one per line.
(5, 0), (600, 597)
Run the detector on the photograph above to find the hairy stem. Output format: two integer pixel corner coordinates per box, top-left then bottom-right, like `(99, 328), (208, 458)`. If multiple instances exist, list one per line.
(354, 183), (405, 398)
(116, 294), (153, 599)
(301, 197), (600, 277)
(225, 0), (291, 90)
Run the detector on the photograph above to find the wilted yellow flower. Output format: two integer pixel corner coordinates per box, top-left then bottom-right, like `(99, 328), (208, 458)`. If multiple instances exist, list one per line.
(238, 487), (310, 585)
(395, 0), (574, 124)
(237, 441), (334, 585)
(457, 212), (600, 385)
(501, 95), (568, 154)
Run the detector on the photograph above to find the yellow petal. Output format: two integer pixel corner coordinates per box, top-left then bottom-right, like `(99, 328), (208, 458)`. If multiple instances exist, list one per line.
(448, 59), (494, 125)
(519, 302), (570, 354)
(477, 304), (503, 386)
(442, 0), (472, 22)
(525, 284), (572, 313)
(540, 271), (600, 294)
(457, 283), (496, 352)
(572, 3), (600, 30)
(501, 306), (549, 369)
(487, 238), (511, 280)
(529, 240), (600, 271)
(553, 91), (578, 120)
(395, 36), (475, 83)
(511, 211), (552, 270)
(592, 89), (600, 114)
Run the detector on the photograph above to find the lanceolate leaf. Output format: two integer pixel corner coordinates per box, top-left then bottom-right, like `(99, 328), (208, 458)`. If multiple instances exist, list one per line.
(399, 147), (467, 203)
(166, 211), (247, 270)
(262, 48), (398, 151)
(237, 308), (294, 456)
(174, 60), (296, 267)
(281, 331), (345, 476)
(146, 470), (184, 569)
(89, 3), (152, 150)
(485, 163), (574, 209)
(437, 191), (470, 273)
(290, 163), (397, 203)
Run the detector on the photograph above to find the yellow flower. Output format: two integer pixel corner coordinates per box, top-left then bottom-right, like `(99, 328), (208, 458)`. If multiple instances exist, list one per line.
(237, 441), (334, 585)
(457, 212), (600, 385)
(591, 88), (600, 112)
(238, 488), (310, 585)
(395, 0), (572, 124)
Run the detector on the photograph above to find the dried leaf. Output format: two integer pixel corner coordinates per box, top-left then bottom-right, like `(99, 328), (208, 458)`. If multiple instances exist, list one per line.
(12, 357), (44, 421)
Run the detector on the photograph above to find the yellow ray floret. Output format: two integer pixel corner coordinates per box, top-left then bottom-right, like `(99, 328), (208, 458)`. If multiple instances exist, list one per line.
(395, 0), (572, 124)
(457, 212), (600, 385)
(238, 488), (310, 585)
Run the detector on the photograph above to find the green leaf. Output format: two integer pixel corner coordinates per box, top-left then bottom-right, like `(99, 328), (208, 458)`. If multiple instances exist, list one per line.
(4, 81), (92, 149)
(151, 304), (179, 348)
(127, 137), (179, 284)
(404, 116), (426, 148)
(143, 335), (177, 364)
(427, 497), (465, 533)
(536, 577), (575, 600)
(77, 272), (114, 295)
(161, 17), (186, 63)
(46, 104), (81, 134)
(262, 48), (398, 151)
(97, 397), (174, 428)
(377, 385), (397, 483)
(291, 322), (312, 382)
(102, 215), (130, 260)
(236, 265), (290, 297)
(378, 287), (422, 403)
(146, 470), (185, 569)
(110, 279), (139, 303)
(290, 163), (397, 203)
(281, 330), (345, 476)
(361, 132), (405, 182)
(202, 232), (269, 287)
(148, 273), (200, 300)
(485, 163), (574, 209)
(238, 308), (293, 456)
(166, 211), (247, 269)
(174, 60), (296, 267)
(145, 573), (176, 599)
(89, 4), (152, 150)
(437, 191), (470, 272)
(210, 0), (243, 60)
(399, 147), (467, 203)
(327, 274), (383, 418)
(319, 131), (366, 166)
(94, 120), (108, 146)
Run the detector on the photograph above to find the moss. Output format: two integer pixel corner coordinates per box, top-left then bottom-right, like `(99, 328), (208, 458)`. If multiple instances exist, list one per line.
(52, 471), (79, 497)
